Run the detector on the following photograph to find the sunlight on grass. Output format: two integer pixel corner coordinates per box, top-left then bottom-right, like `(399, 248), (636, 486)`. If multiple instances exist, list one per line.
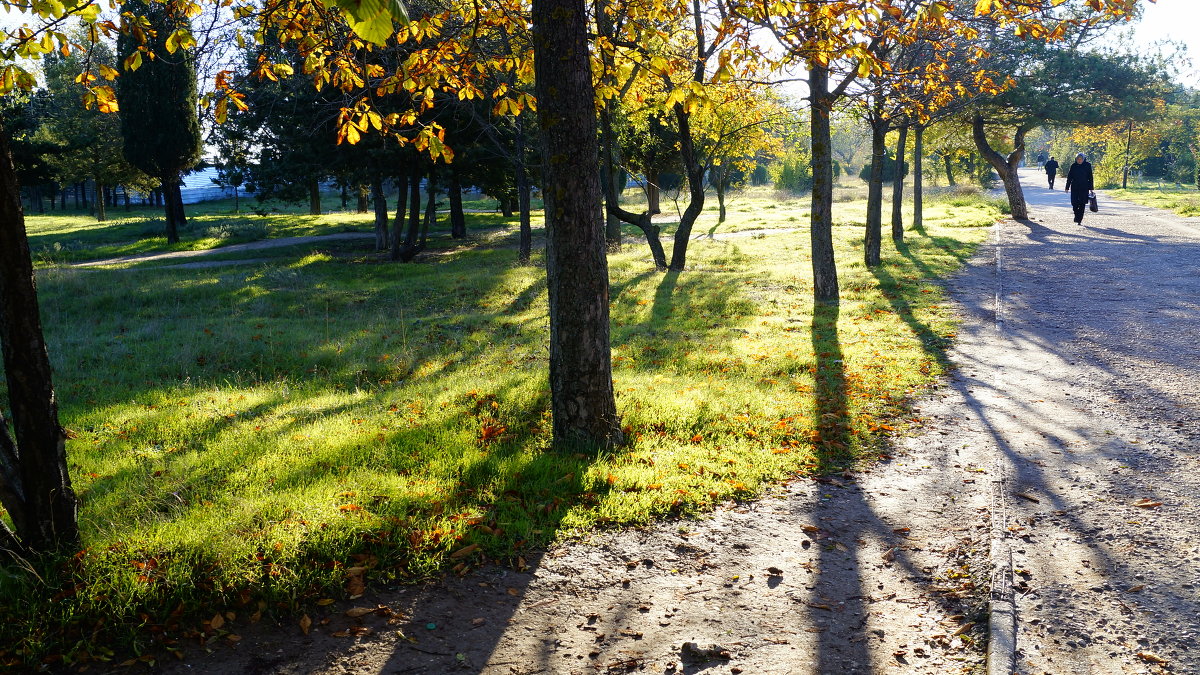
(2, 188), (997, 665)
(1107, 183), (1200, 217)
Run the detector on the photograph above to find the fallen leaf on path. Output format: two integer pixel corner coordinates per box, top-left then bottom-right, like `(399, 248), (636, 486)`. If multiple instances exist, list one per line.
(800, 525), (821, 535)
(345, 607), (377, 618)
(210, 613), (225, 631)
(765, 566), (784, 576)
(882, 548), (896, 562)
(1014, 493), (1040, 503)
(952, 622), (975, 637)
(1127, 585), (1145, 593)
(1137, 652), (1169, 664)
(316, 598), (335, 606)
(1133, 499), (1162, 508)
(299, 614), (312, 635)
(834, 542), (849, 552)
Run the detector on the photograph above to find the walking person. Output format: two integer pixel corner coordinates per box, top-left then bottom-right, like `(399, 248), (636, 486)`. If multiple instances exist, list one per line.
(1044, 156), (1060, 189)
(1064, 153), (1095, 224)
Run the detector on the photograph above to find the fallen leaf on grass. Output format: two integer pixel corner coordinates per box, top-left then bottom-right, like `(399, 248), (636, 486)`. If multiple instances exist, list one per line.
(450, 544), (479, 559)
(1133, 499), (1163, 508)
(316, 598), (336, 606)
(1137, 652), (1169, 664)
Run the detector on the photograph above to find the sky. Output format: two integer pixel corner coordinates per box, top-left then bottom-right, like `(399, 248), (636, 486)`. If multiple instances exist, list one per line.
(1106, 0), (1200, 87)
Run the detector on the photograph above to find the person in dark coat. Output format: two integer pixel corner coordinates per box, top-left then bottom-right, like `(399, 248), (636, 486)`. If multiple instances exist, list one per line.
(1044, 156), (1060, 189)
(1064, 153), (1095, 224)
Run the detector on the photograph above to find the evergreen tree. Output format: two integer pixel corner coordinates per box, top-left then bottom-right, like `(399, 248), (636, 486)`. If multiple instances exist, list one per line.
(115, 0), (202, 242)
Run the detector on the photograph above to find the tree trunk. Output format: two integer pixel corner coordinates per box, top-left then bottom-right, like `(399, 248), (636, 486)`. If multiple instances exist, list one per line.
(668, 102), (704, 271)
(809, 62), (839, 304)
(171, 180), (187, 229)
(390, 169), (409, 261)
(122, 185), (130, 211)
(600, 95), (665, 268)
(95, 181), (106, 222)
(371, 174), (388, 250)
(515, 113), (533, 264)
(943, 152), (956, 187)
(356, 185), (369, 213)
(532, 0), (623, 449)
(864, 105), (886, 268)
(0, 126), (80, 555)
(449, 166), (466, 239)
(972, 114), (1028, 220)
(420, 169), (437, 247)
(1122, 120), (1134, 189)
(645, 170), (661, 214)
(716, 164), (728, 223)
(912, 125), (925, 233)
(890, 122), (908, 243)
(161, 173), (179, 244)
(309, 180), (322, 215)
(233, 185), (239, 214)
(339, 183), (348, 210)
(405, 170), (421, 248)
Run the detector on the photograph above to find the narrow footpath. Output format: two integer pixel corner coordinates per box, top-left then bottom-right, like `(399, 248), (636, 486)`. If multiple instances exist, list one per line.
(963, 169), (1200, 674)
(158, 173), (1198, 675)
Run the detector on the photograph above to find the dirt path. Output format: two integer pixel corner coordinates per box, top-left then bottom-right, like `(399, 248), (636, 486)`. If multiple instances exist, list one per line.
(70, 232), (375, 268)
(975, 170), (1200, 674)
(152, 175), (1198, 675)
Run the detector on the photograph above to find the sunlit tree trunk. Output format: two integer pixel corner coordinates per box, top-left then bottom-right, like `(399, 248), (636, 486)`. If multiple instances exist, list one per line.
(532, 0), (624, 449)
(891, 122), (908, 242)
(973, 114), (1028, 220)
(809, 61), (839, 304)
(912, 124), (925, 232)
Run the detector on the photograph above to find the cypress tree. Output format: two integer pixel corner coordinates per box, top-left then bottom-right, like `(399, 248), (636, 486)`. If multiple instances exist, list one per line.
(116, 0), (201, 244)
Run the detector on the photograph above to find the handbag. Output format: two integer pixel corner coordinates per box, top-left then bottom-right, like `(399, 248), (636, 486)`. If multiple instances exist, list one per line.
(1089, 192), (1098, 212)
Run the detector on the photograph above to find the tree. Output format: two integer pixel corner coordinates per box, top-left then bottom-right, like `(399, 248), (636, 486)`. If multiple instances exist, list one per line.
(970, 26), (1168, 219)
(115, 0), (203, 242)
(40, 45), (148, 222)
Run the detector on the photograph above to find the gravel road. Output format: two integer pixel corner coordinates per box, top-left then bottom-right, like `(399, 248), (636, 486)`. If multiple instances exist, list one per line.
(154, 171), (1198, 675)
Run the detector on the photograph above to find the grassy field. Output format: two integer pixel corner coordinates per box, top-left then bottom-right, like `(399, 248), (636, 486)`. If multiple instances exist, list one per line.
(1106, 180), (1200, 216)
(1, 183), (999, 668)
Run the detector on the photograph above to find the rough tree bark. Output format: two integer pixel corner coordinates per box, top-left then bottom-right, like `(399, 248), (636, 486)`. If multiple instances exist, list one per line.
(532, 0), (623, 449)
(890, 122), (908, 242)
(390, 168), (409, 261)
(809, 62), (840, 304)
(912, 124), (925, 232)
(371, 175), (388, 250)
(0, 126), (80, 556)
(973, 113), (1028, 220)
(864, 103), (886, 268)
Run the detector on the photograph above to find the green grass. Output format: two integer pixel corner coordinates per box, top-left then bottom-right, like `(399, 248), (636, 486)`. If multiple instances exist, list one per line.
(1, 186), (998, 669)
(1106, 180), (1200, 216)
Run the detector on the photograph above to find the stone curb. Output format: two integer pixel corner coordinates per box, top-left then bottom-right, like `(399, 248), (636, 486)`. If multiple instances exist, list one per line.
(987, 463), (1016, 675)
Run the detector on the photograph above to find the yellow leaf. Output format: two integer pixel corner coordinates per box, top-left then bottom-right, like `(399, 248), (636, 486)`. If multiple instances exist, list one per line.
(299, 614), (312, 635)
(210, 613), (225, 630)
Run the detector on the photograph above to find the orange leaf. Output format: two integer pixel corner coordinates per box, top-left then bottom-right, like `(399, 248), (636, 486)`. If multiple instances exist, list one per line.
(299, 614), (312, 635)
